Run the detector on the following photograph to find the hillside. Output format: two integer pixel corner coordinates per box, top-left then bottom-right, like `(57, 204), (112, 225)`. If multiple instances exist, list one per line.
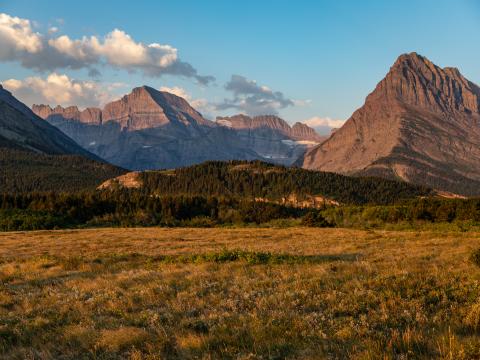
(0, 148), (126, 192)
(100, 160), (432, 205)
(0, 85), (98, 158)
(301, 53), (480, 196)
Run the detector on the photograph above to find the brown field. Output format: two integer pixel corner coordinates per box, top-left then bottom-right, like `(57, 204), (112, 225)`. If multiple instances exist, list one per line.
(2, 227), (480, 359)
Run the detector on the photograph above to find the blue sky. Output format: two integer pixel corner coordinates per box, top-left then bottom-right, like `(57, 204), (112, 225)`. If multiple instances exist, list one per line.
(0, 0), (479, 132)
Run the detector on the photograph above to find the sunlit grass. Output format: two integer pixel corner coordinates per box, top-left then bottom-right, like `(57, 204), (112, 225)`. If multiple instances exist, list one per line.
(1, 227), (480, 358)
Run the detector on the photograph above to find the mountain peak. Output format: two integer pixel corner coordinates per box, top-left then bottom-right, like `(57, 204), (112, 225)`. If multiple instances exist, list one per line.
(302, 53), (480, 195)
(369, 52), (480, 115)
(33, 85), (211, 132)
(131, 85), (156, 96)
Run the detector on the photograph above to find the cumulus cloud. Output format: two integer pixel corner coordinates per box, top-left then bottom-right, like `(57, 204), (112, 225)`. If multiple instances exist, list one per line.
(0, 13), (214, 84)
(216, 75), (296, 115)
(2, 73), (126, 108)
(0, 13), (43, 58)
(160, 85), (214, 117)
(301, 116), (345, 135)
(159, 86), (190, 99)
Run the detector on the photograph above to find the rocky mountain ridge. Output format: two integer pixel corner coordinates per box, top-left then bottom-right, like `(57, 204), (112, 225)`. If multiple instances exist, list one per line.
(33, 86), (323, 169)
(301, 52), (480, 196)
(216, 114), (324, 142)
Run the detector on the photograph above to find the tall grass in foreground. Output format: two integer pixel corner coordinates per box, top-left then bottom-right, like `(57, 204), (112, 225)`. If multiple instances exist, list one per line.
(1, 227), (480, 359)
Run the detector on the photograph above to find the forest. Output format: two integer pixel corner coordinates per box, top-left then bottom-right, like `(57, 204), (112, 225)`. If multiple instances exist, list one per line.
(1, 188), (479, 231)
(1, 159), (479, 231)
(139, 160), (432, 205)
(0, 148), (126, 192)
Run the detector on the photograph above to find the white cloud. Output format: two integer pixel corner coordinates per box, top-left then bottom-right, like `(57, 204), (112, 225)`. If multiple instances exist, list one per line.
(0, 12), (214, 84)
(160, 86), (213, 116)
(2, 73), (126, 108)
(48, 35), (98, 62)
(302, 116), (345, 129)
(0, 13), (43, 59)
(159, 86), (190, 99)
(301, 116), (345, 135)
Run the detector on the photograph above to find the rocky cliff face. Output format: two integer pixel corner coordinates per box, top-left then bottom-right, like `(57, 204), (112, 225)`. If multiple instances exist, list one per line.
(302, 52), (480, 195)
(34, 86), (323, 170)
(216, 114), (323, 164)
(290, 122), (324, 141)
(217, 115), (323, 141)
(32, 105), (102, 125)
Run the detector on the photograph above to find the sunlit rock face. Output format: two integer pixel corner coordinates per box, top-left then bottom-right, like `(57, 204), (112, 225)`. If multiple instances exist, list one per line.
(34, 86), (323, 169)
(301, 52), (480, 196)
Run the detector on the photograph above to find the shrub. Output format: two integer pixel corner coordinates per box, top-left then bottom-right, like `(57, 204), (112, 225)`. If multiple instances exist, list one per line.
(180, 216), (216, 228)
(301, 211), (333, 227)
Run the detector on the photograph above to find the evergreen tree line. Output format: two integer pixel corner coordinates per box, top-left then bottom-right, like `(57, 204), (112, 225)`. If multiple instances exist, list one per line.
(322, 198), (480, 227)
(1, 191), (480, 231)
(0, 190), (307, 231)
(140, 161), (431, 205)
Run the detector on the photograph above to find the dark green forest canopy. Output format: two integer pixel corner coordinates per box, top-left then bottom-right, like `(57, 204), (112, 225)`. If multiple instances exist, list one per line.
(139, 161), (432, 205)
(0, 148), (126, 193)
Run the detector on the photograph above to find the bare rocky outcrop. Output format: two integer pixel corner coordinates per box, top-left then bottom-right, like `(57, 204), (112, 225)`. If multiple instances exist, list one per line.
(302, 52), (480, 196)
(98, 171), (142, 190)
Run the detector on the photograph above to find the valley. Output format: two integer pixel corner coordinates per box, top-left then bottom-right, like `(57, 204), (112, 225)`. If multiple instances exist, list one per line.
(0, 4), (479, 358)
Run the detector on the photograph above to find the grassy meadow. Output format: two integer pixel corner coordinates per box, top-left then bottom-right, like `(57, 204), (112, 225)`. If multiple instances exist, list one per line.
(1, 227), (480, 359)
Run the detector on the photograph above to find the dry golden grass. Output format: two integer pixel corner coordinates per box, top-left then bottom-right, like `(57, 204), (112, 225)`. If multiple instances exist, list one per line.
(1, 227), (480, 359)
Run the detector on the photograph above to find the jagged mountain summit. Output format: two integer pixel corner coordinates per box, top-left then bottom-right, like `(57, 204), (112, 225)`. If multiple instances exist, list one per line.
(216, 114), (323, 142)
(301, 52), (480, 196)
(216, 114), (324, 162)
(34, 86), (322, 170)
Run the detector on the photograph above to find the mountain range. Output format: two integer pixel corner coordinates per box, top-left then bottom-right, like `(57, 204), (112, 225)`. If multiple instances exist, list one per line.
(32, 86), (323, 170)
(2, 52), (480, 196)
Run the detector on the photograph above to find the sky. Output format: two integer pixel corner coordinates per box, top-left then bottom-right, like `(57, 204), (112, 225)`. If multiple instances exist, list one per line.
(0, 0), (479, 134)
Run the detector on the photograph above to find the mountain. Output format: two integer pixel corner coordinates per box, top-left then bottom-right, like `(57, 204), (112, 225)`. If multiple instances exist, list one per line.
(216, 114), (324, 164)
(0, 85), (126, 192)
(33, 86), (261, 170)
(216, 114), (323, 141)
(99, 160), (432, 206)
(33, 86), (323, 170)
(0, 84), (99, 157)
(301, 53), (480, 196)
